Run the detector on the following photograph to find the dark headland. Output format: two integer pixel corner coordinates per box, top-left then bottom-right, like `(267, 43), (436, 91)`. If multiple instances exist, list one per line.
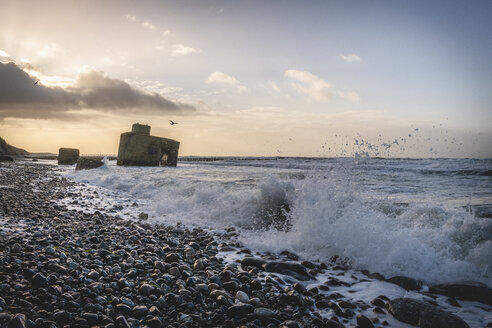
(0, 141), (491, 327)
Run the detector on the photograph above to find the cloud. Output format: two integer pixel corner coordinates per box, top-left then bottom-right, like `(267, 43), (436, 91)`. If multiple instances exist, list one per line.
(0, 50), (9, 58)
(0, 62), (195, 120)
(268, 81), (281, 92)
(171, 44), (201, 56)
(338, 91), (360, 102)
(285, 69), (359, 102)
(339, 53), (361, 62)
(37, 43), (67, 58)
(163, 29), (174, 37)
(124, 14), (137, 22)
(142, 21), (157, 31)
(206, 72), (247, 93)
(285, 69), (332, 101)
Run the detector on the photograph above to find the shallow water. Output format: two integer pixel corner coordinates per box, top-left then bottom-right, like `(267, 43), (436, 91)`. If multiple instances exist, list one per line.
(62, 157), (492, 285)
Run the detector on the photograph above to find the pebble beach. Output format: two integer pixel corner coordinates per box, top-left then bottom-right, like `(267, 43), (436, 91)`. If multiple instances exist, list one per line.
(0, 161), (491, 328)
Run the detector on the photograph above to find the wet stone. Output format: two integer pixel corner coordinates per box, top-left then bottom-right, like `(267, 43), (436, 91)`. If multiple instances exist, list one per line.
(356, 314), (374, 328)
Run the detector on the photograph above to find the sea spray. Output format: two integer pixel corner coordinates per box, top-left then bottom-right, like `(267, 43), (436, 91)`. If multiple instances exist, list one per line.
(64, 157), (492, 284)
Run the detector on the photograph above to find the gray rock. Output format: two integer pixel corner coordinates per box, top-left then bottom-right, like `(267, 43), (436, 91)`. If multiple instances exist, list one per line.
(280, 320), (301, 328)
(8, 314), (26, 328)
(32, 272), (47, 288)
(387, 276), (422, 291)
(195, 283), (209, 293)
(168, 267), (180, 277)
(132, 305), (148, 317)
(138, 212), (148, 220)
(429, 281), (492, 305)
(53, 311), (71, 325)
(193, 259), (204, 270)
(87, 270), (99, 280)
(58, 148), (79, 165)
(75, 158), (104, 170)
(387, 298), (469, 328)
(263, 261), (315, 281)
(228, 302), (254, 315)
(138, 283), (154, 295)
(154, 261), (165, 271)
(115, 315), (131, 328)
(235, 290), (249, 303)
(254, 307), (275, 317)
(10, 243), (22, 253)
(356, 314), (374, 328)
(241, 257), (266, 269)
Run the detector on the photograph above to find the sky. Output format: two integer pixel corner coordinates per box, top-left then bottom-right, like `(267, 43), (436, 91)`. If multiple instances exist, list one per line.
(0, 0), (491, 157)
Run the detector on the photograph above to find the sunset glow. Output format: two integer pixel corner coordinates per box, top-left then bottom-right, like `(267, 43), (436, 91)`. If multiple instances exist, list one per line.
(0, 0), (491, 157)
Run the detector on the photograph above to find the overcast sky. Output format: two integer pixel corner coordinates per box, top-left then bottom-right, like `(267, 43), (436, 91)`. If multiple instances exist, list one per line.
(0, 0), (491, 157)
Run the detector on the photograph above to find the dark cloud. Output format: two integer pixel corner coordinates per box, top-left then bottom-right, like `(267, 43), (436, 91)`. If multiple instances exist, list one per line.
(0, 62), (194, 120)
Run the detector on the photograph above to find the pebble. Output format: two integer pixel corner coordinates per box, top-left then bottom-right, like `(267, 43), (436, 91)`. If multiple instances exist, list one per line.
(235, 290), (249, 303)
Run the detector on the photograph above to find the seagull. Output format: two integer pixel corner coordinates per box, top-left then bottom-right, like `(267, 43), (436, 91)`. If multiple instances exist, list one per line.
(169, 120), (178, 125)
(34, 80), (40, 85)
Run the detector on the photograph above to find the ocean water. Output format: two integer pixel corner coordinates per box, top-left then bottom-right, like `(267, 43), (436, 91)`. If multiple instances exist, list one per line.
(64, 157), (492, 285)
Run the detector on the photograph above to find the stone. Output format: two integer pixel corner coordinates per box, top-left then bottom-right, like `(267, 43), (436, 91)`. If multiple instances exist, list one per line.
(58, 148), (79, 165)
(254, 307), (275, 317)
(117, 123), (180, 167)
(75, 157), (104, 170)
(429, 281), (492, 305)
(32, 272), (47, 288)
(115, 315), (131, 328)
(241, 257), (267, 269)
(168, 267), (181, 277)
(235, 291), (249, 303)
(387, 298), (469, 328)
(8, 314), (26, 328)
(280, 320), (301, 328)
(87, 270), (99, 280)
(54, 311), (71, 325)
(356, 315), (374, 328)
(0, 155), (14, 162)
(193, 259), (205, 270)
(387, 276), (422, 291)
(138, 283), (154, 295)
(263, 261), (315, 281)
(154, 261), (165, 271)
(228, 303), (254, 315)
(371, 297), (386, 308)
(138, 212), (148, 220)
(10, 243), (22, 253)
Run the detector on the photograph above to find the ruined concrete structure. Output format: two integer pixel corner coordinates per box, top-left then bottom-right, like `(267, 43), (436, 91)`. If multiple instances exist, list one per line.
(58, 148), (79, 165)
(117, 123), (180, 167)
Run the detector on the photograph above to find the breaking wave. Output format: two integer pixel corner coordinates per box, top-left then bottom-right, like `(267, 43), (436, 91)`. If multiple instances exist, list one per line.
(65, 157), (492, 284)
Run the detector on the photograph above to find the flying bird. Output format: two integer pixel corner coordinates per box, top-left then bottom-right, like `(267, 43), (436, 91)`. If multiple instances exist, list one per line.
(34, 80), (40, 85)
(169, 120), (178, 125)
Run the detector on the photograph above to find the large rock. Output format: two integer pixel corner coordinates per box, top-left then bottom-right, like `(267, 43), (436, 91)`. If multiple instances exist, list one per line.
(117, 123), (180, 167)
(429, 281), (492, 306)
(76, 158), (104, 170)
(263, 261), (315, 281)
(58, 148), (79, 165)
(387, 276), (423, 291)
(387, 298), (469, 328)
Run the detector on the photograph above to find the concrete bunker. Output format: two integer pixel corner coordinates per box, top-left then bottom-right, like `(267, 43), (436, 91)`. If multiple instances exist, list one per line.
(117, 123), (180, 167)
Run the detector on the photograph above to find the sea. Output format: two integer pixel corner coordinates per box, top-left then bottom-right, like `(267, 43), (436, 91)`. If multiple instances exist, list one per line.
(62, 156), (492, 286)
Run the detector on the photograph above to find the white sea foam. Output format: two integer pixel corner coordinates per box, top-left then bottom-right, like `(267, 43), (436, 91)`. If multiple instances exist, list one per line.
(64, 158), (492, 285)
